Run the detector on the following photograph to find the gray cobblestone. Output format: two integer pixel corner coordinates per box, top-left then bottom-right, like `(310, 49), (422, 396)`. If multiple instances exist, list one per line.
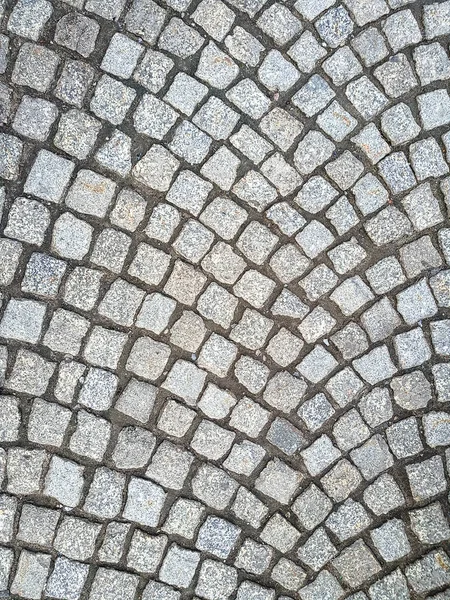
(1, 1), (449, 595)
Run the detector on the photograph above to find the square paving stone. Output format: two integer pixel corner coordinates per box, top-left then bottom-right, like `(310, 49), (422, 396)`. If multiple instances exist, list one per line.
(410, 501), (450, 544)
(123, 477), (166, 527)
(294, 131), (335, 175)
(414, 41), (450, 85)
(375, 53), (418, 99)
(407, 455), (447, 501)
(332, 540), (380, 589)
(44, 456), (84, 508)
(64, 267), (102, 310)
(396, 278), (438, 325)
(271, 558), (306, 592)
(89, 568), (139, 600)
(193, 0), (235, 41)
(193, 96), (240, 140)
(101, 33), (143, 79)
(196, 516), (241, 559)
(7, 447), (47, 495)
(315, 6), (354, 47)
(263, 371), (307, 412)
(370, 519), (411, 562)
(326, 499), (372, 542)
(258, 3), (301, 44)
(363, 473), (405, 516)
(225, 25), (264, 66)
(54, 13), (99, 57)
(321, 459), (362, 502)
(54, 516), (101, 561)
(99, 279), (145, 327)
(21, 252), (65, 298)
(191, 419), (235, 460)
(410, 137), (449, 180)
(346, 76), (388, 120)
(54, 109), (101, 159)
(95, 127), (132, 177)
(17, 503), (59, 548)
(12, 42), (59, 92)
(381, 102), (420, 146)
(0, 298), (46, 343)
(352, 26), (388, 66)
(298, 528), (337, 571)
(293, 75), (335, 117)
(65, 169), (116, 217)
(322, 47), (362, 85)
(8, 0), (52, 40)
(352, 123), (390, 164)
(134, 49), (174, 93)
(255, 458), (302, 504)
(126, 529), (167, 574)
(382, 9), (422, 52)
(350, 434), (394, 480)
(390, 370), (432, 412)
(10, 550), (51, 600)
(159, 17), (204, 58)
(13, 95), (58, 140)
(163, 359), (207, 405)
(46, 558), (89, 600)
(169, 311), (206, 354)
(25, 150), (75, 203)
(84, 326), (127, 370)
(406, 549), (450, 595)
(235, 539), (272, 575)
(111, 426), (155, 470)
(368, 569), (410, 600)
(164, 261), (206, 307)
(43, 308), (89, 356)
(418, 88), (450, 130)
(126, 336), (171, 381)
(69, 410), (111, 461)
(298, 570), (343, 600)
(163, 498), (205, 540)
(160, 544), (201, 589)
(90, 75), (136, 125)
(365, 205), (413, 245)
(258, 50), (299, 92)
(170, 120), (212, 165)
(288, 31), (327, 74)
(193, 464), (238, 511)
(195, 560), (238, 600)
(6, 349), (55, 397)
(301, 435), (341, 476)
(54, 59), (95, 107)
(229, 397), (269, 438)
(386, 417), (423, 458)
(147, 440), (194, 489)
(196, 42), (239, 89)
(260, 513), (300, 553)
(78, 367), (117, 411)
(84, 467), (125, 519)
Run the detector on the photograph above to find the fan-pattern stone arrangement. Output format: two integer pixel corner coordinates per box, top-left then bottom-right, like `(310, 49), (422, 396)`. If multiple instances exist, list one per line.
(1, 0), (450, 598)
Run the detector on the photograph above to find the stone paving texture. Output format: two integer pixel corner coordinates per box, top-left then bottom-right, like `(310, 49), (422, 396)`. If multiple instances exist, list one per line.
(0, 0), (450, 598)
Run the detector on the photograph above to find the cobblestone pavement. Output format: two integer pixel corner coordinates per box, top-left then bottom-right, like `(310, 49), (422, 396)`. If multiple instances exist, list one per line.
(1, 0), (450, 598)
